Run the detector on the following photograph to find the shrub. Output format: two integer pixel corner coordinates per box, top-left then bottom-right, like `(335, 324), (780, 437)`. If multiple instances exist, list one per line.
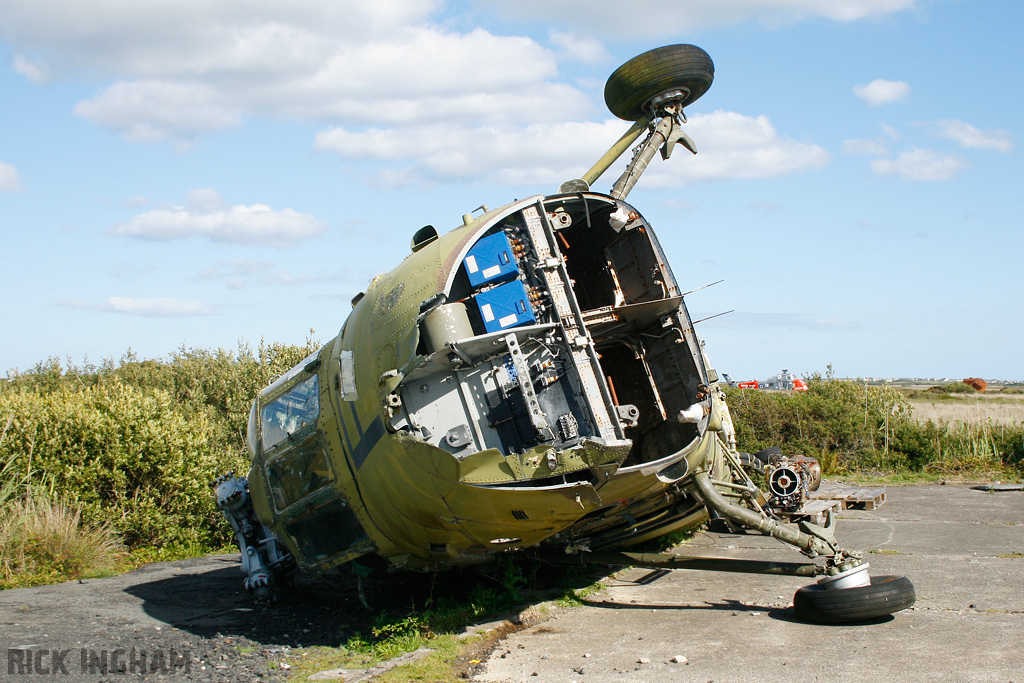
(926, 382), (976, 395)
(725, 372), (911, 473)
(726, 372), (1023, 477)
(0, 383), (241, 547)
(0, 340), (315, 551)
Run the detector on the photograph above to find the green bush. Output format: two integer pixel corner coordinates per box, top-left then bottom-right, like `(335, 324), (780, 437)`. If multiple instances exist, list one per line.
(4, 343), (1020, 590)
(0, 340), (315, 551)
(926, 382), (976, 395)
(724, 371), (911, 473)
(1, 382), (237, 547)
(725, 371), (1023, 477)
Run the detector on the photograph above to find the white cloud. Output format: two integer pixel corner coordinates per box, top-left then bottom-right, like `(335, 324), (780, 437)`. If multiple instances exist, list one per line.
(317, 120), (624, 186)
(0, 1), (440, 75)
(853, 79), (910, 106)
(843, 139), (890, 156)
(643, 111), (830, 185)
(62, 27), (579, 139)
(2, 1), (574, 141)
(13, 53), (50, 84)
(871, 148), (969, 181)
(2, 0), (911, 173)
(1, 0), (917, 146)
(60, 297), (214, 317)
(473, 0), (917, 36)
(197, 258), (275, 289)
(548, 31), (611, 64)
(316, 111), (829, 187)
(259, 269), (352, 286)
(183, 188), (226, 212)
(74, 81), (240, 141)
(108, 262), (158, 279)
(881, 123), (901, 140)
(124, 195), (149, 207)
(0, 161), (23, 192)
(927, 119), (1013, 153)
(110, 189), (326, 246)
(662, 198), (697, 211)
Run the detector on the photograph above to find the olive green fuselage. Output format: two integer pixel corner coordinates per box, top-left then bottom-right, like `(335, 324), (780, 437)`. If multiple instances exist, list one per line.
(246, 192), (730, 573)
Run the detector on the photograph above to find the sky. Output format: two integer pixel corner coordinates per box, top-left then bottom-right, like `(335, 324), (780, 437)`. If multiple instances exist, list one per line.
(1, 0), (1021, 382)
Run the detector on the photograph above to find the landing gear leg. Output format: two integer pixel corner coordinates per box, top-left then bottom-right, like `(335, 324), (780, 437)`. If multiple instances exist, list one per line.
(692, 464), (915, 622)
(212, 473), (295, 604)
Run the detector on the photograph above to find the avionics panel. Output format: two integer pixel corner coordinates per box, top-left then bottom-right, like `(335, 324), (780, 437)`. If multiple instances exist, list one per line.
(476, 279), (536, 333)
(463, 231), (519, 287)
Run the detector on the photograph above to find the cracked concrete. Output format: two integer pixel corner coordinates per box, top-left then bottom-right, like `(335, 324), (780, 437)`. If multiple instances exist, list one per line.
(473, 483), (1024, 683)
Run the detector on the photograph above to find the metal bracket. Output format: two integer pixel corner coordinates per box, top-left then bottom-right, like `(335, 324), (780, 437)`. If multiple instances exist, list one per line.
(503, 333), (549, 433)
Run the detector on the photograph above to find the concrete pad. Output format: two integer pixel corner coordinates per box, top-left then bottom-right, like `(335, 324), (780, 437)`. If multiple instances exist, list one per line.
(475, 484), (1024, 683)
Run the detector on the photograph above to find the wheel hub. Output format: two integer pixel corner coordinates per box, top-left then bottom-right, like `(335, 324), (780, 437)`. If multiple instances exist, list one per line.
(818, 562), (871, 590)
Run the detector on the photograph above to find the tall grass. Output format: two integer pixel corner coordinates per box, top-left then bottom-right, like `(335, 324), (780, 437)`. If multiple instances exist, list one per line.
(0, 494), (122, 588)
(900, 398), (1024, 477)
(909, 398), (1024, 427)
(1, 416), (29, 509)
(2, 425), (122, 588)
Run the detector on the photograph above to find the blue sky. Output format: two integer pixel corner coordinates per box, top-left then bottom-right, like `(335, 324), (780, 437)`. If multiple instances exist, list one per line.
(2, 0), (1021, 381)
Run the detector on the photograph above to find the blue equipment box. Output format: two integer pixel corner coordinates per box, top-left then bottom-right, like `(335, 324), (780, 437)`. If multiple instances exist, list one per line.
(464, 232), (518, 287)
(475, 280), (536, 333)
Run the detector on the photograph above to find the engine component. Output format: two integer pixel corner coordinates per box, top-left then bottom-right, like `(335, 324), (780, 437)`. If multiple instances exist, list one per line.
(764, 454), (822, 511)
(475, 280), (537, 333)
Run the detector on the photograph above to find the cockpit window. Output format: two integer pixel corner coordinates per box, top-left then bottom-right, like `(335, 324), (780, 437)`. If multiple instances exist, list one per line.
(261, 374), (319, 451)
(266, 437), (334, 510)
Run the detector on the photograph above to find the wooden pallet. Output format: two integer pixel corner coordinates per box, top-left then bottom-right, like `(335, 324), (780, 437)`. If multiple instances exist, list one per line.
(776, 499), (842, 526)
(809, 486), (887, 510)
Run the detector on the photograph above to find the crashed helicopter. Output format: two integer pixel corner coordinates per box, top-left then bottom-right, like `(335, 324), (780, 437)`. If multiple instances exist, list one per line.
(214, 44), (915, 623)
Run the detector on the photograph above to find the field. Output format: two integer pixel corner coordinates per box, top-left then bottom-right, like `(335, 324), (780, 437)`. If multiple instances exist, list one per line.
(908, 393), (1024, 428)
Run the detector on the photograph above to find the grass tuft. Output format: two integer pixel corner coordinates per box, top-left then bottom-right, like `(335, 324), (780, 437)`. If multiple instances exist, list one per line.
(0, 495), (123, 588)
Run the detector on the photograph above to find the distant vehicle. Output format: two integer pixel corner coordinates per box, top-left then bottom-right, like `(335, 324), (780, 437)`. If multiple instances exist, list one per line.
(726, 370), (807, 391)
(212, 44), (914, 624)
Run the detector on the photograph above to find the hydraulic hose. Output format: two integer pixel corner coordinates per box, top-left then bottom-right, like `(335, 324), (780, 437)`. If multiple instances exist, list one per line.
(692, 470), (833, 556)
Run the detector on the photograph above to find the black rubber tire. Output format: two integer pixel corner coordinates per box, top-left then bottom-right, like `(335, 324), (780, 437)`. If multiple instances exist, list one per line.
(752, 446), (781, 464)
(794, 575), (916, 624)
(604, 44), (714, 121)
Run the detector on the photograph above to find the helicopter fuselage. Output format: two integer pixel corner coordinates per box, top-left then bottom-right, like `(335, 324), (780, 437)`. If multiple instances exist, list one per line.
(243, 191), (733, 573)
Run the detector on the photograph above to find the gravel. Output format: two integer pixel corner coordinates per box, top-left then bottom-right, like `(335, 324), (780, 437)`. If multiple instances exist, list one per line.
(0, 554), (428, 683)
